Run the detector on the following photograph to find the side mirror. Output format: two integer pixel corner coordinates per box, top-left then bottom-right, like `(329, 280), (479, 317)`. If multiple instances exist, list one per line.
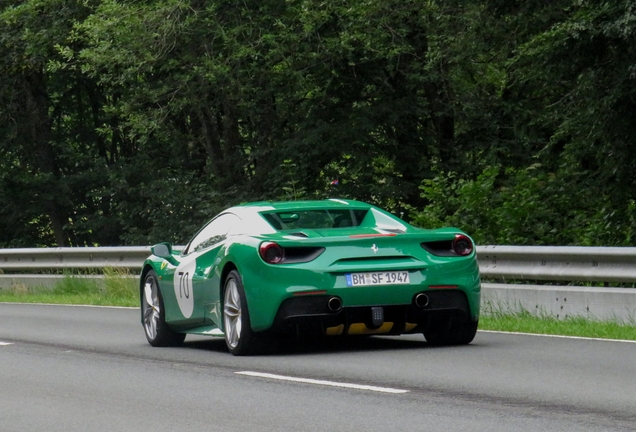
(151, 243), (176, 263)
(151, 242), (172, 258)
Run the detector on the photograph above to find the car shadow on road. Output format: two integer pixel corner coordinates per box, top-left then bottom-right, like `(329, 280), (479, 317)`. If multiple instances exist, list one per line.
(183, 334), (481, 356)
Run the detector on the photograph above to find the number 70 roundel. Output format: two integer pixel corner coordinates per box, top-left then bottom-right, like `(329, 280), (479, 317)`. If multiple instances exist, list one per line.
(174, 258), (196, 318)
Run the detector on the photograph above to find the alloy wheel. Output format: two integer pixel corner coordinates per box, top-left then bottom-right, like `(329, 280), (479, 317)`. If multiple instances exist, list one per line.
(143, 277), (160, 340)
(224, 278), (242, 348)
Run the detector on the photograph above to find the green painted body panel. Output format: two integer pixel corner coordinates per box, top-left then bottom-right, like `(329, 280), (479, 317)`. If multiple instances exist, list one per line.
(140, 199), (481, 335)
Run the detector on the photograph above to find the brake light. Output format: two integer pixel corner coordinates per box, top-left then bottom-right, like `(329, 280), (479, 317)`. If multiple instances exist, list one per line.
(259, 242), (284, 264)
(452, 234), (473, 256)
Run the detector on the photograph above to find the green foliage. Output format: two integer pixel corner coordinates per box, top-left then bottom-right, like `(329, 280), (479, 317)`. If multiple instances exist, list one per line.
(411, 163), (636, 246)
(278, 159), (308, 201)
(1, 0), (636, 246)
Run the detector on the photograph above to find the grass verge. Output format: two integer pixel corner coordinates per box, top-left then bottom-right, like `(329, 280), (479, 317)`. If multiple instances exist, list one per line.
(480, 310), (636, 341)
(0, 268), (138, 307)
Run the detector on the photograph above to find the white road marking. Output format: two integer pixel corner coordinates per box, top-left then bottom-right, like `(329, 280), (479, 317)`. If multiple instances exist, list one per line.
(236, 371), (408, 394)
(480, 330), (636, 344)
(0, 342), (13, 346)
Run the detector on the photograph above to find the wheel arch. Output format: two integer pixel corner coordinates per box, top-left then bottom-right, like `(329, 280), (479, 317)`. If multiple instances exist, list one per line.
(140, 264), (155, 292)
(139, 264), (156, 320)
(219, 262), (238, 333)
(220, 261), (238, 298)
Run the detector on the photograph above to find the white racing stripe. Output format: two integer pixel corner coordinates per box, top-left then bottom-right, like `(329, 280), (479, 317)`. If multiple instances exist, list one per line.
(0, 342), (12, 346)
(236, 371), (408, 394)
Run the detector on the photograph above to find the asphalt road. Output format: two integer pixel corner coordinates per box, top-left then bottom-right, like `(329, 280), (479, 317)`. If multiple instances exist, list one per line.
(1, 303), (635, 432)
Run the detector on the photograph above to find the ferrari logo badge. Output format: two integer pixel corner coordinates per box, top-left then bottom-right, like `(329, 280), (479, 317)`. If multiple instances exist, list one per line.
(161, 261), (168, 270)
(371, 244), (378, 254)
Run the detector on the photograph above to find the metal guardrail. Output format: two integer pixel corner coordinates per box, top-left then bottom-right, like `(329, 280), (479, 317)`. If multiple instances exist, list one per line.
(1, 245), (636, 283)
(478, 245), (636, 283)
(0, 247), (154, 289)
(0, 246), (153, 271)
(1, 245), (635, 321)
(475, 246), (636, 322)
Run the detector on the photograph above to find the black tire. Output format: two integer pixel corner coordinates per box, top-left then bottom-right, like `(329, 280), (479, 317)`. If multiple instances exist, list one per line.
(424, 319), (478, 346)
(141, 270), (186, 347)
(223, 270), (267, 356)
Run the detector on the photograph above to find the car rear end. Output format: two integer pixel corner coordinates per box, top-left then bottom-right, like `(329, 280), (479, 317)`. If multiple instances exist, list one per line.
(236, 202), (480, 338)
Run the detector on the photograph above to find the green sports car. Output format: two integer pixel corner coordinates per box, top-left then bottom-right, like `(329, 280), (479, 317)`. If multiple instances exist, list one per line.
(140, 199), (481, 355)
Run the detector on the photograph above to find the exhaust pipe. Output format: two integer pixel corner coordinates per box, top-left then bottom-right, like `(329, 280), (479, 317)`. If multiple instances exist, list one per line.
(327, 296), (343, 312)
(414, 293), (429, 308)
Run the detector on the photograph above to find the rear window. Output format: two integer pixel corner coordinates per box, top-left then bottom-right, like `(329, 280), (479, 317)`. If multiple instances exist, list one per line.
(261, 209), (369, 231)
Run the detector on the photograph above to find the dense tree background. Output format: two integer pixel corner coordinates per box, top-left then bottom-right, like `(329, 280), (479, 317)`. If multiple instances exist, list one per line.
(1, 0), (635, 247)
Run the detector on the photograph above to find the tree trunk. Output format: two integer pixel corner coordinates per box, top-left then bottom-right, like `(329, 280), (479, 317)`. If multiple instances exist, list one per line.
(24, 72), (67, 246)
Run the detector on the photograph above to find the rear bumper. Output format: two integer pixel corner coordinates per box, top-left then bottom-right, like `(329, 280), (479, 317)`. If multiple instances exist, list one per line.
(269, 289), (474, 336)
(239, 253), (481, 331)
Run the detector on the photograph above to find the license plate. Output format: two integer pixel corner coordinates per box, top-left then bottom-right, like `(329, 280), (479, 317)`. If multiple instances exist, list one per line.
(345, 271), (410, 287)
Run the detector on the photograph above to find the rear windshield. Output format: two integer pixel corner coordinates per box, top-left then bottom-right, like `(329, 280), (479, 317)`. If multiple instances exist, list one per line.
(261, 209), (369, 231)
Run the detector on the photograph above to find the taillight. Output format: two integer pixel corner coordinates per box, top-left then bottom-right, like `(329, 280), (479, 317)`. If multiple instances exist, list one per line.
(421, 235), (474, 257)
(259, 242), (284, 264)
(452, 234), (473, 256)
